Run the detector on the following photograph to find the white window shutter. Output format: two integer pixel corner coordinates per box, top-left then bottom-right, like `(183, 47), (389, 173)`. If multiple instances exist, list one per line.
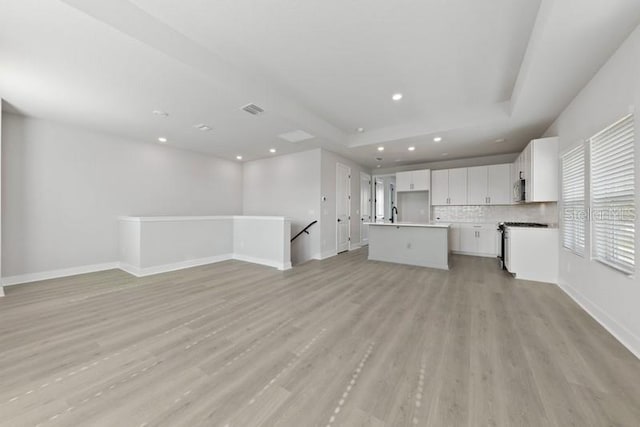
(561, 144), (586, 256)
(590, 114), (635, 274)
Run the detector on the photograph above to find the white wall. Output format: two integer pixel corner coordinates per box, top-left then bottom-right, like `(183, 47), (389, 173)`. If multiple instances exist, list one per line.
(320, 150), (369, 257)
(242, 149), (321, 264)
(1, 114), (243, 280)
(398, 191), (430, 223)
(0, 104), (3, 296)
(544, 24), (640, 357)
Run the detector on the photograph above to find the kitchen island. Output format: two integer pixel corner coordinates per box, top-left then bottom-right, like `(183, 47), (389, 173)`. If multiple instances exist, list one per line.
(365, 222), (451, 270)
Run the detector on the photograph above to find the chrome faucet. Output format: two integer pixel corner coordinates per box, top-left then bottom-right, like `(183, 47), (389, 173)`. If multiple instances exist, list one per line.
(391, 206), (398, 223)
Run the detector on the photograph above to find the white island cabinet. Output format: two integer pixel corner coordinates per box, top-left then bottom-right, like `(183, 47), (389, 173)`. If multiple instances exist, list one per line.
(366, 223), (450, 270)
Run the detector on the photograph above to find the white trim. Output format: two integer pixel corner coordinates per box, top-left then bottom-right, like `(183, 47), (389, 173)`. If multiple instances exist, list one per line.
(120, 254), (233, 277)
(336, 163), (352, 253)
(2, 253), (292, 286)
(118, 215), (288, 223)
(314, 250), (338, 260)
(232, 254), (291, 271)
(2, 262), (120, 286)
(558, 279), (640, 360)
(349, 243), (362, 251)
(451, 251), (497, 258)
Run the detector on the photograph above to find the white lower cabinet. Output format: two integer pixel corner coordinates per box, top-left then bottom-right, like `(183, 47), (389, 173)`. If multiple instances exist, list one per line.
(450, 223), (497, 257)
(505, 227), (558, 283)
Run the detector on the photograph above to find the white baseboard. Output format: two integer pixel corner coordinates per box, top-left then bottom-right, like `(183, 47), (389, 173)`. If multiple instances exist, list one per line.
(558, 279), (640, 360)
(1, 262), (120, 287)
(119, 254), (233, 277)
(314, 250), (338, 261)
(2, 253), (292, 286)
(232, 254), (291, 271)
(349, 243), (362, 251)
(451, 251), (497, 259)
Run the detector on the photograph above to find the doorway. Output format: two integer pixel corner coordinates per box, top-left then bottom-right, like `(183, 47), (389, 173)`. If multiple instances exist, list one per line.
(360, 173), (372, 245)
(336, 163), (351, 253)
(373, 174), (396, 222)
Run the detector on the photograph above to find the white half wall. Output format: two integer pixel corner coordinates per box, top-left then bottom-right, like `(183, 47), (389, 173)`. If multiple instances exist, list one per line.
(119, 216), (291, 276)
(242, 149), (321, 264)
(544, 24), (640, 358)
(1, 114), (243, 282)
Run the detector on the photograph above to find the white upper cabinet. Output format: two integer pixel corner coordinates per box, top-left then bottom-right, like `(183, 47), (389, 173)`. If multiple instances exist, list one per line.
(395, 171), (413, 192)
(431, 168), (467, 205)
(467, 166), (489, 205)
(466, 164), (511, 205)
(395, 169), (430, 192)
(412, 169), (430, 191)
(486, 164), (511, 205)
(528, 137), (558, 202)
(448, 168), (468, 205)
(431, 170), (449, 205)
(512, 137), (559, 203)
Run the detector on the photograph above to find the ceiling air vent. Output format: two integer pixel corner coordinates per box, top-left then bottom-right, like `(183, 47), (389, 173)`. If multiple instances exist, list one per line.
(241, 103), (265, 116)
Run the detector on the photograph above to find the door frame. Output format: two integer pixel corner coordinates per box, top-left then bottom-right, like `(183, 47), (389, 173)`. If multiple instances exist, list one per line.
(360, 172), (372, 245)
(336, 163), (351, 253)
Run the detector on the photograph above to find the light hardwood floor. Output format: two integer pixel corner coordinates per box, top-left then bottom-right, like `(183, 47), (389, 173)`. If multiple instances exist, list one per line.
(1, 249), (640, 426)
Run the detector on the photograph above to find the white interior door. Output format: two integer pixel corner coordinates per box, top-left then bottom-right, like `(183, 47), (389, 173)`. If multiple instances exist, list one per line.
(360, 173), (371, 245)
(336, 163), (351, 253)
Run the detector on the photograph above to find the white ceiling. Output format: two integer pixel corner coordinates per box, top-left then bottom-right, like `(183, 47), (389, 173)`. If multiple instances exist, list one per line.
(1, 0), (639, 168)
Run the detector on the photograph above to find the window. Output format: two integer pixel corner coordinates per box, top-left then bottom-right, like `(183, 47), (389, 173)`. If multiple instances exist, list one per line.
(590, 114), (635, 274)
(561, 144), (586, 256)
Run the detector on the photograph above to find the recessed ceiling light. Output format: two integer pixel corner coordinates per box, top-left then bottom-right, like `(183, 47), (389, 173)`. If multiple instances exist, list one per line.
(376, 165), (381, 168)
(269, 148), (276, 153)
(152, 110), (168, 117)
(377, 146), (385, 151)
(392, 93), (403, 101)
(434, 136), (442, 142)
(194, 124), (212, 131)
(157, 137), (167, 143)
(356, 127), (365, 133)
(236, 155), (243, 160)
(408, 146), (416, 151)
(495, 138), (505, 143)
(441, 152), (449, 156)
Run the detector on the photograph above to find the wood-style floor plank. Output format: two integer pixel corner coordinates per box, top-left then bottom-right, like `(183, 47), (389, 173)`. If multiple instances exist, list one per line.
(1, 249), (639, 426)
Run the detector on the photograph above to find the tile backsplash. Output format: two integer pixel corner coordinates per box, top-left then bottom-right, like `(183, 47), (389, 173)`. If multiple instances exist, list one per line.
(432, 203), (558, 224)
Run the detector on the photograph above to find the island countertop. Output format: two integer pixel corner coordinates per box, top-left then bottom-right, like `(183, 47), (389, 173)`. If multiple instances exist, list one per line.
(364, 222), (450, 228)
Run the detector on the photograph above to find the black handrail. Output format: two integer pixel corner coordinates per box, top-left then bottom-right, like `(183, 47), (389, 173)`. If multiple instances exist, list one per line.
(291, 220), (318, 242)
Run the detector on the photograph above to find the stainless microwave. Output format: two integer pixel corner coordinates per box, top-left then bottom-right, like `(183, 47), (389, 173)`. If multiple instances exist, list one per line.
(513, 178), (526, 202)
